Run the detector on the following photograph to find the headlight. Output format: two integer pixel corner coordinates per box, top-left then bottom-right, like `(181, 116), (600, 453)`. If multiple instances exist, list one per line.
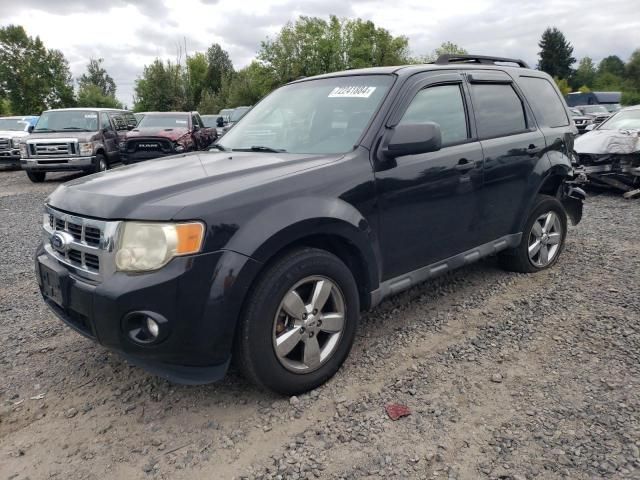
(115, 221), (205, 272)
(19, 143), (28, 157)
(119, 142), (126, 150)
(79, 142), (93, 156)
(11, 138), (21, 148)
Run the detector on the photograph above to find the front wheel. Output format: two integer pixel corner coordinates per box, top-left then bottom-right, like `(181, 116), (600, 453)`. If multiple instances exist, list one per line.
(26, 171), (46, 183)
(93, 154), (108, 173)
(235, 248), (360, 395)
(499, 195), (568, 273)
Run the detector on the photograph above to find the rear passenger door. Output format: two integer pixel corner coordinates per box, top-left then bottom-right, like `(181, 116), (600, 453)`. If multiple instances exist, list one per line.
(466, 72), (546, 242)
(376, 72), (485, 279)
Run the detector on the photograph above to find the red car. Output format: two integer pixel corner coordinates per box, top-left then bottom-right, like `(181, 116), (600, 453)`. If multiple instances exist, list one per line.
(121, 111), (216, 164)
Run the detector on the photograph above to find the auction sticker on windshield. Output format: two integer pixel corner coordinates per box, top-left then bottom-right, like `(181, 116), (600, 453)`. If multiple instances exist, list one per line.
(328, 86), (376, 98)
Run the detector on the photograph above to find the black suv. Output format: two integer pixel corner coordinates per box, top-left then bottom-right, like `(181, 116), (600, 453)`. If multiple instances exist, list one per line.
(36, 55), (584, 394)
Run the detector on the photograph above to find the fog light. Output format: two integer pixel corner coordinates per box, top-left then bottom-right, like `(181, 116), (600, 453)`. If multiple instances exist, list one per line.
(146, 317), (160, 338)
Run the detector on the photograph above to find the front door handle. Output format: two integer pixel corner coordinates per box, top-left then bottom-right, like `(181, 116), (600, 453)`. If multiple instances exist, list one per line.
(455, 158), (475, 172)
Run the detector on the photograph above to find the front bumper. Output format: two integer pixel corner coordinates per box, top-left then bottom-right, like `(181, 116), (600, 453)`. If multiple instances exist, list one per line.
(21, 156), (96, 172)
(35, 244), (262, 384)
(0, 150), (21, 167)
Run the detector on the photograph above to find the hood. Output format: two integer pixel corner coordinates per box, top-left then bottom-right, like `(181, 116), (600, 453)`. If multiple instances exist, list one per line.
(27, 131), (97, 142)
(126, 127), (190, 142)
(575, 129), (640, 155)
(46, 150), (335, 220)
(0, 130), (29, 139)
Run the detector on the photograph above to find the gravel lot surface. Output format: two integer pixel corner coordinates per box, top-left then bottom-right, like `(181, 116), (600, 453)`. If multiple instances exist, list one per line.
(0, 168), (639, 480)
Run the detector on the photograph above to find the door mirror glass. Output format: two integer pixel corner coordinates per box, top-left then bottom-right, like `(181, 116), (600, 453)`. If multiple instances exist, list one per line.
(384, 122), (442, 158)
(585, 123), (596, 132)
(28, 124), (34, 133)
(216, 116), (224, 127)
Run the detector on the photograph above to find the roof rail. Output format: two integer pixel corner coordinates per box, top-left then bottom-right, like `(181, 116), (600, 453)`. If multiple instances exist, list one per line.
(435, 54), (530, 69)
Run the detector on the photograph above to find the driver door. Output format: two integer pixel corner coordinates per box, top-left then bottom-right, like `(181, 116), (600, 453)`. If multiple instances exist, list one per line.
(375, 72), (485, 280)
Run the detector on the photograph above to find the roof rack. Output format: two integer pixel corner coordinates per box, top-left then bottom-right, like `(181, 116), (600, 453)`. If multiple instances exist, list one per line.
(435, 54), (529, 69)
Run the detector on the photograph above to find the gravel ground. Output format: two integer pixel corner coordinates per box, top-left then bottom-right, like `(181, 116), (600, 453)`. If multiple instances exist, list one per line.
(0, 168), (639, 480)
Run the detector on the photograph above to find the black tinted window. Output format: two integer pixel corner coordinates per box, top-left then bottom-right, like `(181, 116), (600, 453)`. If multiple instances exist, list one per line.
(399, 84), (468, 145)
(100, 113), (112, 130)
(471, 84), (527, 138)
(518, 77), (569, 127)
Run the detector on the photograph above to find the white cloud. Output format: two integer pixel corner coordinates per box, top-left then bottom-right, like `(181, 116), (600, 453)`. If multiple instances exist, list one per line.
(2, 0), (638, 107)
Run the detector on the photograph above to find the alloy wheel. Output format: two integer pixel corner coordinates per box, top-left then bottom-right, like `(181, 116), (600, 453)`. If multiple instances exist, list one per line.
(272, 276), (346, 373)
(528, 211), (562, 267)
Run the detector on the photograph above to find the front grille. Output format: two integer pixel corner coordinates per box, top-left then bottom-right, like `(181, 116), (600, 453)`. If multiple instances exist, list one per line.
(0, 138), (9, 151)
(44, 209), (112, 278)
(29, 141), (77, 157)
(127, 138), (173, 154)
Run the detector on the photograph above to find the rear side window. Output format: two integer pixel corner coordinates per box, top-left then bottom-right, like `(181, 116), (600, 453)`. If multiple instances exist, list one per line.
(470, 84), (527, 139)
(518, 76), (569, 128)
(399, 84), (469, 146)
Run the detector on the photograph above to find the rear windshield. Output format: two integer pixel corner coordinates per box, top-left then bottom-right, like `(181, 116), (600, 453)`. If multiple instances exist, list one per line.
(201, 115), (218, 128)
(34, 110), (99, 132)
(137, 114), (189, 128)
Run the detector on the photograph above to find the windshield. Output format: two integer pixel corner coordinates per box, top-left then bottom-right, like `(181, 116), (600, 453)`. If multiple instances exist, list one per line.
(219, 75), (393, 154)
(598, 109), (640, 131)
(34, 110), (98, 132)
(581, 105), (608, 114)
(230, 107), (250, 122)
(137, 114), (189, 129)
(603, 103), (622, 113)
(201, 115), (218, 127)
(0, 118), (28, 131)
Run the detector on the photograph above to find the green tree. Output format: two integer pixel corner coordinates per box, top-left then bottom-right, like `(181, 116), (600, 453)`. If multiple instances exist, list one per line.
(624, 49), (640, 90)
(0, 25), (75, 114)
(554, 77), (571, 96)
(537, 27), (575, 79)
(205, 43), (234, 94)
(227, 61), (277, 107)
(77, 84), (122, 108)
(259, 15), (410, 85)
(0, 97), (10, 115)
(78, 58), (116, 97)
(418, 41), (468, 63)
(571, 57), (596, 89)
(598, 55), (625, 77)
(133, 59), (186, 112)
(593, 72), (623, 91)
(578, 85), (591, 93)
(186, 52), (209, 110)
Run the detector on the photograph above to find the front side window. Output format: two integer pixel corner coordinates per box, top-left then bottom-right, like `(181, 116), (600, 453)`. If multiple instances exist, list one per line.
(399, 84), (469, 146)
(100, 113), (112, 130)
(471, 84), (527, 139)
(518, 77), (569, 128)
(219, 75), (393, 154)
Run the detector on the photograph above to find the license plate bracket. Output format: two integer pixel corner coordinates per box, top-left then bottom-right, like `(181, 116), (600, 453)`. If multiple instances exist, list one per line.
(37, 255), (68, 308)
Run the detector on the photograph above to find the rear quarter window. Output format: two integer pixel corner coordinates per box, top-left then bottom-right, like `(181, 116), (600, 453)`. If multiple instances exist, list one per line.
(518, 76), (569, 128)
(470, 83), (527, 139)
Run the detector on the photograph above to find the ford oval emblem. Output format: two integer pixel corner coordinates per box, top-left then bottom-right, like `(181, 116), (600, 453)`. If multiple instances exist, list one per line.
(50, 231), (72, 253)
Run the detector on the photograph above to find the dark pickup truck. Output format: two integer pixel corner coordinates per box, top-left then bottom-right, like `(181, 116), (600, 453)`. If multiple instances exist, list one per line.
(36, 55), (584, 395)
(120, 111), (216, 164)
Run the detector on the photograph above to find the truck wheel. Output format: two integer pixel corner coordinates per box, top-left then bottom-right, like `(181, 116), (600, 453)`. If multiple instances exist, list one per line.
(26, 171), (46, 183)
(499, 195), (568, 273)
(93, 154), (108, 173)
(235, 247), (359, 395)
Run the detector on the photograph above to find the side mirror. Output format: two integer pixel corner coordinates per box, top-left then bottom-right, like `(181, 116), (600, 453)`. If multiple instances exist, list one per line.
(27, 125), (34, 133)
(216, 116), (224, 127)
(193, 124), (200, 131)
(127, 124), (135, 131)
(383, 122), (442, 158)
(585, 124), (596, 132)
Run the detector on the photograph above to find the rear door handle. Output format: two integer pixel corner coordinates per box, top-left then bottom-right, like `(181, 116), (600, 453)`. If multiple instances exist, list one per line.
(455, 158), (475, 172)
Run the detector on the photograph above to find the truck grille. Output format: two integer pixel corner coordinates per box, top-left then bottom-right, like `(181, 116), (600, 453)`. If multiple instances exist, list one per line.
(0, 138), (9, 151)
(29, 141), (77, 157)
(43, 207), (120, 282)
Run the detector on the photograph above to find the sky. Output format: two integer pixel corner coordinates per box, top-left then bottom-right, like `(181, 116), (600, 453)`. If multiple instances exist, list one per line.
(1, 0), (638, 106)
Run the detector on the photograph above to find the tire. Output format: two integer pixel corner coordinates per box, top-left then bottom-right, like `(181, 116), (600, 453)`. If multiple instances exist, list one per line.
(235, 247), (360, 395)
(499, 194), (568, 273)
(93, 153), (108, 173)
(26, 171), (46, 183)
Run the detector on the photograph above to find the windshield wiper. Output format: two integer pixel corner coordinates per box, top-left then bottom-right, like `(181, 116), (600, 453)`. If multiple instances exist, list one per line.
(33, 128), (56, 132)
(209, 143), (227, 152)
(234, 146), (287, 153)
(62, 127), (91, 131)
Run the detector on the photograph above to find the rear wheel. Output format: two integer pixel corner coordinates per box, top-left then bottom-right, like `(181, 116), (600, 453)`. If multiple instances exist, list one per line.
(93, 153), (108, 173)
(235, 248), (359, 395)
(499, 195), (567, 273)
(26, 171), (46, 183)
